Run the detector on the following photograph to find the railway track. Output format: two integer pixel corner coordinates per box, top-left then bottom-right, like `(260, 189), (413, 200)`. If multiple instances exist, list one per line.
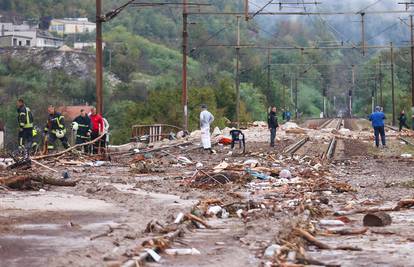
(285, 118), (343, 161)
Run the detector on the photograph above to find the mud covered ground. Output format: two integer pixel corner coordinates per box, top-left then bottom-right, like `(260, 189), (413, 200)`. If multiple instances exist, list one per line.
(1, 119), (414, 267)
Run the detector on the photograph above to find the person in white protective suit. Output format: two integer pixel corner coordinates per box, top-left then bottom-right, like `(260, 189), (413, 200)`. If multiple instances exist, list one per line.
(199, 104), (215, 153)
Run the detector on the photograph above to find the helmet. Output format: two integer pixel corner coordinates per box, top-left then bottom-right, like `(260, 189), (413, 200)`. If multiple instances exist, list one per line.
(55, 129), (65, 138)
(72, 122), (79, 131)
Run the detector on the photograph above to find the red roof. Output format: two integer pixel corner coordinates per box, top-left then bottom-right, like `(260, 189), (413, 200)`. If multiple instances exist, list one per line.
(58, 105), (92, 121)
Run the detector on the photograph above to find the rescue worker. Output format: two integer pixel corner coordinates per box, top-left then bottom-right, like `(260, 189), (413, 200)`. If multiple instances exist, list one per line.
(44, 105), (69, 150)
(16, 99), (34, 156)
(369, 106), (386, 148)
(267, 106), (279, 147)
(200, 104), (215, 153)
(72, 109), (92, 150)
(89, 107), (104, 153)
(398, 110), (409, 131)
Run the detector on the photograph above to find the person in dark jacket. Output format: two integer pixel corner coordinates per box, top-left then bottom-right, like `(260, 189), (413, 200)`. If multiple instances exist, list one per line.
(73, 109), (92, 151)
(16, 99), (34, 155)
(44, 105), (69, 151)
(369, 106), (386, 148)
(398, 110), (409, 131)
(267, 106), (279, 147)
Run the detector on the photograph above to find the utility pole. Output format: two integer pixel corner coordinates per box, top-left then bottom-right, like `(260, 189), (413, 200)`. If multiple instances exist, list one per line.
(372, 80), (375, 113)
(267, 47), (271, 97)
(361, 12), (366, 56)
(378, 58), (383, 107)
(182, 0), (189, 131)
(294, 75), (298, 119)
(410, 15), (414, 124)
(235, 15), (241, 128)
(323, 84), (327, 118)
(244, 0), (249, 21)
(350, 65), (355, 118)
(96, 0), (104, 115)
(391, 42), (396, 126)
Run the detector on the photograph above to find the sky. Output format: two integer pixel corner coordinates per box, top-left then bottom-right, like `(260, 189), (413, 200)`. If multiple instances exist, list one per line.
(249, 0), (413, 45)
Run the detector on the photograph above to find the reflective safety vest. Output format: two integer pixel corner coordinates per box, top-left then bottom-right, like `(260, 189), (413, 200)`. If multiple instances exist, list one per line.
(17, 106), (34, 129)
(45, 112), (66, 134)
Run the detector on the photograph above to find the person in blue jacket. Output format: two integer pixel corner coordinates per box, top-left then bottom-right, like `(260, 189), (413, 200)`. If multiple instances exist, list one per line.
(369, 106), (386, 148)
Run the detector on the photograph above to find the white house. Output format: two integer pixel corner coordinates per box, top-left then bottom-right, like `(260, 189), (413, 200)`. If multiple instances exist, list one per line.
(49, 18), (96, 35)
(0, 29), (63, 48)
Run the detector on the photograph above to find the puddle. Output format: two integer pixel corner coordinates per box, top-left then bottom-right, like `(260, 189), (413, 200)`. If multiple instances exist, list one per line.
(111, 183), (196, 207)
(0, 191), (116, 212)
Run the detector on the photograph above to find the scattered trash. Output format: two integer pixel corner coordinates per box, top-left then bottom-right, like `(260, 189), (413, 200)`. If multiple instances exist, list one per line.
(245, 168), (271, 180)
(207, 206), (222, 216)
(264, 244), (281, 259)
(319, 219), (345, 227)
(401, 153), (412, 158)
(165, 248), (201, 256)
(236, 209), (244, 218)
(196, 162), (204, 168)
(213, 161), (229, 173)
(178, 156), (193, 165)
(86, 161), (106, 167)
(62, 171), (70, 179)
(174, 212), (185, 224)
(279, 169), (292, 179)
(221, 209), (229, 219)
(144, 249), (161, 262)
(219, 136), (232, 145)
(243, 159), (259, 167)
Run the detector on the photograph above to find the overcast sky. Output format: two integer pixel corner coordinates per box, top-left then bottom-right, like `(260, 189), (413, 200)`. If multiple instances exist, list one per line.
(249, 0), (413, 45)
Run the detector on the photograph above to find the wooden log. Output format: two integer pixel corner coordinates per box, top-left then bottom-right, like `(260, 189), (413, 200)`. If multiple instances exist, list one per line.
(32, 134), (105, 160)
(0, 175), (31, 187)
(30, 175), (78, 187)
(363, 212), (392, 227)
(328, 227), (368, 235)
(395, 199), (414, 210)
(294, 228), (331, 249)
(185, 213), (212, 229)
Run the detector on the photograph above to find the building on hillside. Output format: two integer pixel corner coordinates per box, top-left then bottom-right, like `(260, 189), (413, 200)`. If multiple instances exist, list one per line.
(0, 22), (33, 33)
(0, 20), (63, 48)
(49, 18), (96, 35)
(58, 105), (92, 121)
(0, 34), (32, 47)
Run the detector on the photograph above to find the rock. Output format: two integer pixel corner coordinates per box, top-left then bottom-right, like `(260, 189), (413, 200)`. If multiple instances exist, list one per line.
(338, 128), (351, 135)
(363, 212), (392, 227)
(282, 122), (299, 129)
(212, 127), (222, 136)
(253, 121), (267, 127)
(264, 244), (281, 259)
(279, 169), (292, 179)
